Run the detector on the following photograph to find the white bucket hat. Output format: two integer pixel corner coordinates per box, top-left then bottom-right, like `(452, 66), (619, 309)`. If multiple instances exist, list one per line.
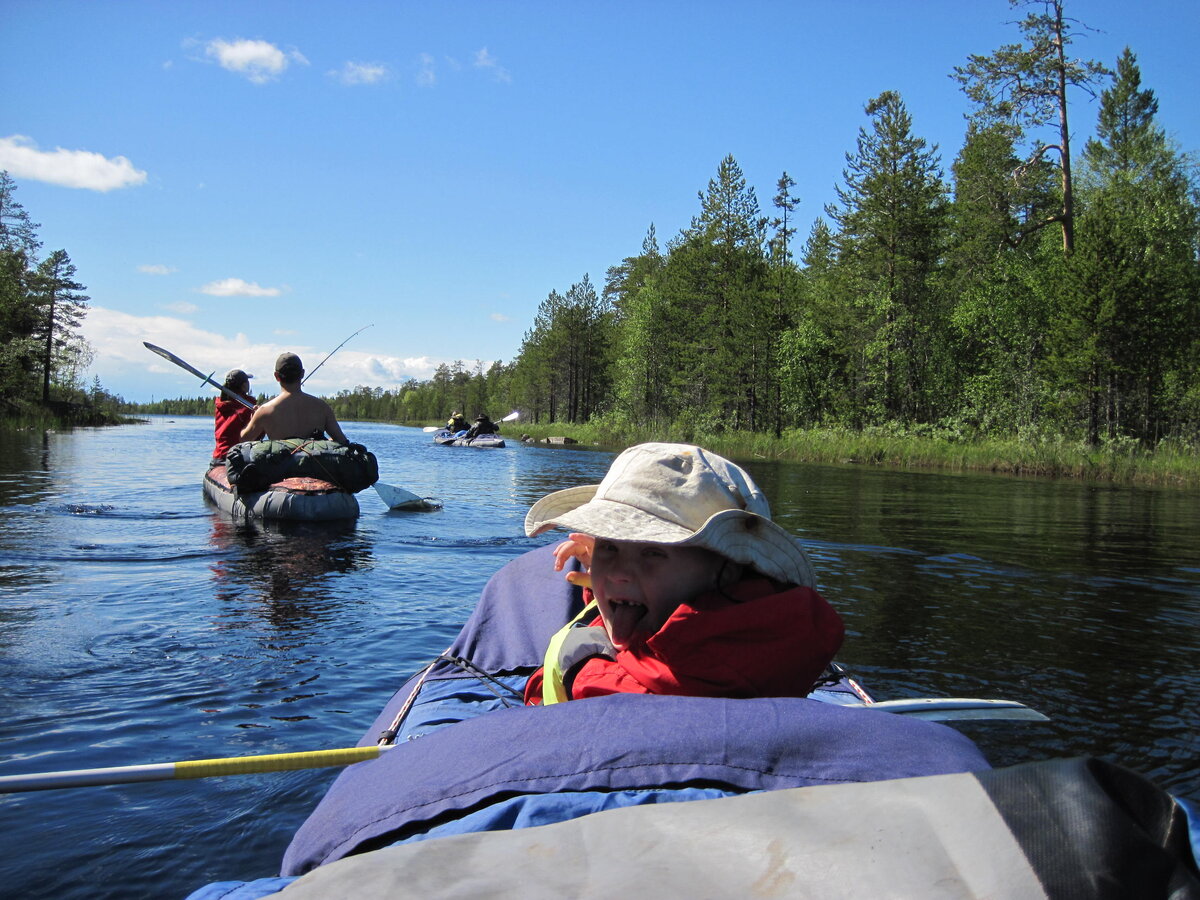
(524, 442), (815, 587)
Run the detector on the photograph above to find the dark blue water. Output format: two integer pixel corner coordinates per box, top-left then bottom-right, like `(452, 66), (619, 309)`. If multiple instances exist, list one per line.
(0, 417), (1197, 899)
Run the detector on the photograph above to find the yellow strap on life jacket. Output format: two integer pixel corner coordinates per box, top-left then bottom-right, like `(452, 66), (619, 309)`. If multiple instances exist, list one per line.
(541, 601), (614, 705)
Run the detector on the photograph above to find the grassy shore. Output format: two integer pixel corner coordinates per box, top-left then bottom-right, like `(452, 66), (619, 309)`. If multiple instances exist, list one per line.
(478, 421), (1200, 489)
(1, 402), (140, 431)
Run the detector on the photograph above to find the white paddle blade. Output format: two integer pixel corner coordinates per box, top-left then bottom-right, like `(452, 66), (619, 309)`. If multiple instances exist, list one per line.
(422, 426), (441, 432)
(501, 410), (520, 423)
(374, 482), (431, 510)
(860, 697), (1050, 722)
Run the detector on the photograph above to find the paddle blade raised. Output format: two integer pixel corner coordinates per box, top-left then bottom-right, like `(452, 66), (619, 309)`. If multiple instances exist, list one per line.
(374, 482), (440, 511)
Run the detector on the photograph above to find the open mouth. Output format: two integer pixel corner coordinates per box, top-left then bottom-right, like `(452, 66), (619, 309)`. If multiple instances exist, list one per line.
(606, 598), (648, 648)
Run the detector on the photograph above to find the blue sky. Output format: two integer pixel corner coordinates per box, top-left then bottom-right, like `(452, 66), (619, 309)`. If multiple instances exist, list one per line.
(4, 1), (1197, 403)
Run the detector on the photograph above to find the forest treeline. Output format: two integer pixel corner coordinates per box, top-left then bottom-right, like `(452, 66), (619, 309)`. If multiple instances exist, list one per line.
(311, 6), (1198, 456)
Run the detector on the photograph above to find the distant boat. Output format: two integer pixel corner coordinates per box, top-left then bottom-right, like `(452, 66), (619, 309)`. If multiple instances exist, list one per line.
(431, 428), (505, 448)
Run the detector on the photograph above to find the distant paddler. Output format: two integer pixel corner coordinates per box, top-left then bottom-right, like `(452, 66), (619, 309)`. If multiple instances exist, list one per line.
(211, 368), (257, 466)
(241, 352), (349, 444)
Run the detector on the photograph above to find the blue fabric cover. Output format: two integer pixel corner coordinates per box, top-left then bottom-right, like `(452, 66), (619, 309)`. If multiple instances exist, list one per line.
(396, 786), (742, 845)
(282, 544), (990, 876)
(184, 877), (296, 900)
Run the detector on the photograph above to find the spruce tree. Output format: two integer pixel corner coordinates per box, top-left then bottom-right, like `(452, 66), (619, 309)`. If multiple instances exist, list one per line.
(607, 226), (669, 424)
(780, 217), (851, 425)
(671, 155), (774, 430)
(1057, 48), (1200, 443)
(769, 172), (800, 266)
(827, 91), (948, 424)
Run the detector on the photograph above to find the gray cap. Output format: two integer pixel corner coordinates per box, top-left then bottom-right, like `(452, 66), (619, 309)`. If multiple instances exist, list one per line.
(274, 352), (304, 379)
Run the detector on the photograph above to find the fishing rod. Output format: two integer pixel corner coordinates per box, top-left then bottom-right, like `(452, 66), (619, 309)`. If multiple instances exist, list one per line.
(143, 342), (254, 410)
(0, 745), (391, 794)
(303, 324), (373, 385)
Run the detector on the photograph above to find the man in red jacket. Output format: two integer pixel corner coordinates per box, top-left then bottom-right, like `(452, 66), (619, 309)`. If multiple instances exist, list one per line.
(523, 443), (844, 705)
(210, 368), (256, 465)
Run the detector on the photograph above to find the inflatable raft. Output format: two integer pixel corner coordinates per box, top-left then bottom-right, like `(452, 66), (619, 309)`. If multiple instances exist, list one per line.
(432, 428), (505, 448)
(203, 438), (382, 521)
(203, 464), (360, 521)
(187, 545), (1200, 898)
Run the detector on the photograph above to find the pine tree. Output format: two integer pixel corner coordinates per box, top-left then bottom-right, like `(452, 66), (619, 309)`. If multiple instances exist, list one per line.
(0, 249), (42, 403)
(34, 249), (90, 403)
(953, 0), (1108, 254)
(0, 173), (44, 404)
(511, 277), (615, 424)
(0, 172), (41, 257)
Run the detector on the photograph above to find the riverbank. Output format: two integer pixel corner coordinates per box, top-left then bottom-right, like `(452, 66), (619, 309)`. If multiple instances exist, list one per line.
(1, 400), (140, 431)
(477, 421), (1200, 489)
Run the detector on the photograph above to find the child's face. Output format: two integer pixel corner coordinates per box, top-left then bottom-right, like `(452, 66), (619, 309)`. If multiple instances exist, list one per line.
(589, 538), (724, 651)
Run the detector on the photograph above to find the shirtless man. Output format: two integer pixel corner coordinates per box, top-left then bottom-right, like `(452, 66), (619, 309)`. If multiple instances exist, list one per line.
(240, 352), (349, 443)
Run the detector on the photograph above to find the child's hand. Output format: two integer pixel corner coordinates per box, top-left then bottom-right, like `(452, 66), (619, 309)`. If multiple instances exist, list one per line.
(554, 533), (594, 589)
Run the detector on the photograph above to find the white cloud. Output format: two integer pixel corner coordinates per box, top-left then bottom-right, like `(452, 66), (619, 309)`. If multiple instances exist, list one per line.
(198, 277), (283, 297)
(80, 306), (463, 401)
(164, 301), (198, 314)
(473, 47), (511, 83)
(138, 264), (176, 275)
(0, 135), (147, 192)
(204, 38), (308, 84)
(331, 61), (388, 85)
(81, 308), (266, 400)
(490, 312), (510, 322)
(416, 53), (436, 87)
(362, 354), (437, 384)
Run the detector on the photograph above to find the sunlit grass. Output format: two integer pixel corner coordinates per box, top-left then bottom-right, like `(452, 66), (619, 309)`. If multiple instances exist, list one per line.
(498, 421), (1200, 488)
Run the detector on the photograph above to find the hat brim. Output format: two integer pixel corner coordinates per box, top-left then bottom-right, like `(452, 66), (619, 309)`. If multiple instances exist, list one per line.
(525, 484), (815, 587)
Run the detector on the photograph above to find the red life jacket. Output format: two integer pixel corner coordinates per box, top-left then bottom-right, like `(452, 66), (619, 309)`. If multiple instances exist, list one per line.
(213, 397), (254, 460)
(524, 578), (844, 704)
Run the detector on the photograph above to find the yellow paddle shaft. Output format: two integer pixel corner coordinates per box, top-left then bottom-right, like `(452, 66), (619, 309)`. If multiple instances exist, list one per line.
(0, 745), (387, 793)
(174, 745), (383, 778)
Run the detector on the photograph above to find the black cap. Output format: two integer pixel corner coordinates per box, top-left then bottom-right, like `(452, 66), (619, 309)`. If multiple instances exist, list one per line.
(223, 368), (253, 389)
(275, 352), (304, 380)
